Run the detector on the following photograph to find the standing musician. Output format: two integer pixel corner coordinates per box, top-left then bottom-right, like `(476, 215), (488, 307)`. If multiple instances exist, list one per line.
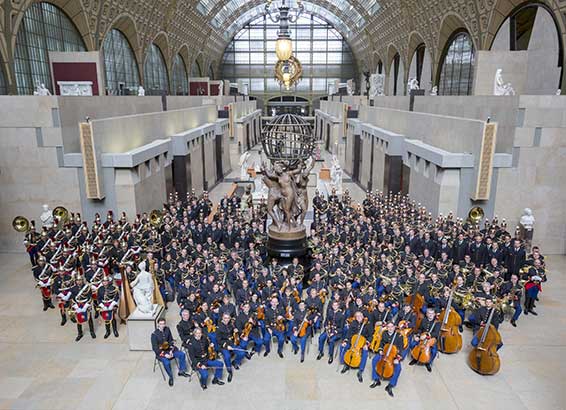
(264, 296), (286, 358)
(70, 286), (96, 342)
(370, 321), (405, 397)
(409, 307), (440, 372)
(36, 266), (55, 311)
(187, 327), (225, 390)
(317, 300), (345, 364)
(97, 276), (120, 338)
(151, 318), (190, 387)
(340, 311), (371, 383)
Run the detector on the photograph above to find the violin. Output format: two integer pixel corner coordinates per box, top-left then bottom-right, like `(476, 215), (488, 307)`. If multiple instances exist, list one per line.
(468, 307), (501, 375)
(242, 321), (253, 339)
(438, 286), (463, 354)
(256, 305), (265, 321)
(292, 289), (301, 304)
(343, 317), (368, 368)
(397, 320), (412, 349)
(275, 317), (286, 332)
(204, 317), (216, 333)
(233, 328), (240, 346)
(319, 289), (328, 304)
(369, 310), (389, 352)
(208, 342), (216, 360)
(297, 307), (316, 337)
(375, 331), (399, 379)
(410, 327), (437, 365)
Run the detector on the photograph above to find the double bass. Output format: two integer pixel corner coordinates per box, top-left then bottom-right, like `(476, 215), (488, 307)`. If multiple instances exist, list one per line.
(375, 331), (400, 379)
(343, 317), (368, 368)
(438, 286), (463, 354)
(468, 307), (501, 375)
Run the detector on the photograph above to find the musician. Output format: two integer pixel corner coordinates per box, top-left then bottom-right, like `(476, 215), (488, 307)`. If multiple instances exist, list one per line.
(305, 288), (323, 331)
(470, 296), (503, 350)
(217, 313), (248, 380)
(409, 308), (440, 372)
(36, 267), (55, 311)
(290, 302), (312, 363)
(370, 321), (404, 397)
(236, 302), (263, 354)
(71, 291), (96, 342)
(340, 311), (371, 382)
(53, 273), (74, 326)
(317, 300), (344, 364)
(264, 296), (286, 358)
(524, 275), (542, 316)
(505, 239), (526, 280)
(152, 318), (190, 386)
(97, 276), (120, 338)
(187, 327), (225, 390)
(395, 304), (416, 359)
(176, 309), (196, 348)
(498, 273), (522, 327)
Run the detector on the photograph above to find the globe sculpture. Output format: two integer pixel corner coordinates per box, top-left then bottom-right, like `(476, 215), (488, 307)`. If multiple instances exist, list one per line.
(260, 114), (316, 257)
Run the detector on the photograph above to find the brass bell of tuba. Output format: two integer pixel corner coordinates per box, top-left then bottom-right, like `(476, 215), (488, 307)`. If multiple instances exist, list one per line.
(12, 216), (30, 232)
(149, 210), (162, 227)
(467, 207), (485, 225)
(52, 206), (70, 225)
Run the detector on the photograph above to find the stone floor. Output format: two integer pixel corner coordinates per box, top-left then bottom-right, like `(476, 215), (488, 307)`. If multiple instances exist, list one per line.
(0, 145), (565, 410)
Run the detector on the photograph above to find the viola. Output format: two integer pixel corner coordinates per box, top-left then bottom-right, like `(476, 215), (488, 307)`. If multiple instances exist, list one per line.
(369, 324), (385, 352)
(208, 342), (216, 360)
(397, 320), (412, 349)
(242, 321), (253, 339)
(438, 287), (463, 354)
(375, 332), (399, 379)
(343, 317), (368, 368)
(256, 305), (265, 321)
(468, 308), (501, 375)
(233, 328), (240, 346)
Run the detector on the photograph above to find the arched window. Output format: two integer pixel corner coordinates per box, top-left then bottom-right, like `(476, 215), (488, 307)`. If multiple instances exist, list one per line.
(102, 29), (140, 95)
(389, 53), (401, 95)
(191, 60), (201, 77)
(377, 60), (383, 74)
(143, 43), (169, 95)
(414, 44), (425, 84)
(14, 2), (86, 94)
(438, 31), (475, 96)
(172, 54), (188, 95)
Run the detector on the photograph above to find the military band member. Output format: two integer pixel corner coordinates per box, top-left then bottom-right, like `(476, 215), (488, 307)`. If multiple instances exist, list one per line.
(187, 327), (225, 390)
(71, 292), (96, 341)
(470, 296), (503, 351)
(340, 311), (371, 383)
(54, 273), (74, 326)
(177, 309), (196, 349)
(151, 318), (190, 386)
(264, 296), (286, 358)
(499, 273), (522, 327)
(290, 302), (311, 363)
(409, 308), (440, 372)
(36, 268), (55, 311)
(217, 313), (248, 381)
(370, 321), (405, 397)
(97, 276), (120, 338)
(236, 302), (263, 354)
(317, 300), (345, 364)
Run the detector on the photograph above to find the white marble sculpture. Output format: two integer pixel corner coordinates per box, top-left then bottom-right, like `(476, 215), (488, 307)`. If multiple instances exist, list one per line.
(369, 74), (385, 98)
(40, 204), (54, 228)
(331, 155), (343, 194)
(520, 208), (535, 231)
(556, 89), (561, 96)
(494, 69), (515, 96)
(239, 151), (251, 181)
(430, 86), (438, 96)
(34, 83), (51, 96)
(130, 261), (157, 316)
(408, 78), (420, 91)
(137, 85), (145, 96)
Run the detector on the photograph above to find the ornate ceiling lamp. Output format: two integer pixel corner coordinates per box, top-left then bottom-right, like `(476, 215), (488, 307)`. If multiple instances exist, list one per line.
(275, 56), (302, 90)
(265, 0), (304, 61)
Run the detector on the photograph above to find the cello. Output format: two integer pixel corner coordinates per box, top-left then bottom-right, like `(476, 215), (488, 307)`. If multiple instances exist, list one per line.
(468, 307), (501, 375)
(404, 281), (424, 329)
(438, 286), (463, 354)
(343, 317), (369, 369)
(375, 331), (400, 379)
(410, 323), (437, 364)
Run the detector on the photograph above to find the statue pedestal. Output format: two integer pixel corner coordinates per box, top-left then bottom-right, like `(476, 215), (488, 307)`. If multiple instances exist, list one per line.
(127, 305), (165, 351)
(267, 225), (307, 258)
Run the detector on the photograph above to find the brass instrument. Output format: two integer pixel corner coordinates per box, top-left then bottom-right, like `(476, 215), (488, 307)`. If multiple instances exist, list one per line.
(53, 206), (70, 226)
(12, 216), (30, 232)
(149, 210), (162, 227)
(467, 207), (484, 225)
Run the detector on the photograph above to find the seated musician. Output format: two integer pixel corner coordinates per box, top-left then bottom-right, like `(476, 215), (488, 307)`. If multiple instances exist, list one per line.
(370, 321), (404, 397)
(395, 304), (416, 359)
(470, 296), (503, 350)
(317, 300), (344, 364)
(499, 273), (522, 327)
(409, 307), (440, 372)
(176, 309), (196, 348)
(340, 311), (371, 383)
(217, 313), (250, 381)
(187, 327), (225, 390)
(236, 302), (263, 354)
(290, 301), (312, 363)
(305, 288), (323, 331)
(151, 318), (190, 386)
(264, 296), (286, 358)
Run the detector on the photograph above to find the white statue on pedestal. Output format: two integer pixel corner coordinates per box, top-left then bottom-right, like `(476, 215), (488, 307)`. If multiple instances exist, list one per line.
(369, 74), (385, 98)
(494, 69), (515, 96)
(239, 151), (251, 181)
(137, 85), (145, 96)
(131, 261), (157, 316)
(408, 78), (420, 92)
(430, 86), (438, 96)
(40, 204), (54, 228)
(34, 83), (51, 96)
(520, 208), (535, 231)
(556, 89), (561, 96)
(331, 155), (343, 193)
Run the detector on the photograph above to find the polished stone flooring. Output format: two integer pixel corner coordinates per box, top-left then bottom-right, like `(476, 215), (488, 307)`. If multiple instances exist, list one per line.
(0, 252), (565, 410)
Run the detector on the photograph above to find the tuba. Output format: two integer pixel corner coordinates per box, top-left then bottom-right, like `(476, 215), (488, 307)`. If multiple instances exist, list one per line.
(53, 206), (70, 225)
(149, 210), (162, 227)
(467, 207), (484, 226)
(12, 216), (30, 232)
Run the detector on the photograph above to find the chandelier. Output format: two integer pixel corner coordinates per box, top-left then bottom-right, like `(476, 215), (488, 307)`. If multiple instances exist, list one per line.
(265, 0), (304, 61)
(275, 56), (302, 90)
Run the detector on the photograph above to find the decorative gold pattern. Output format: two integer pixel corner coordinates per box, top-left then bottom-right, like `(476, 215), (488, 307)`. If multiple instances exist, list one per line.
(473, 122), (497, 201)
(79, 122), (104, 200)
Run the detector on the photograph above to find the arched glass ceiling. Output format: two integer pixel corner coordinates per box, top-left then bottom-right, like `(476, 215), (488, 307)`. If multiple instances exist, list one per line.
(201, 1), (368, 39)
(220, 1), (357, 41)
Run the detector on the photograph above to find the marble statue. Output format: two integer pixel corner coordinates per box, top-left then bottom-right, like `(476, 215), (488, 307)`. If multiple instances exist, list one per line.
(494, 69), (515, 96)
(137, 86), (145, 96)
(331, 155), (343, 193)
(34, 83), (51, 96)
(271, 107), (277, 117)
(431, 86), (438, 96)
(556, 89), (561, 96)
(130, 261), (157, 315)
(40, 204), (54, 228)
(369, 74), (385, 98)
(520, 208), (535, 251)
(408, 78), (420, 91)
(239, 151), (251, 181)
(296, 157), (315, 225)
